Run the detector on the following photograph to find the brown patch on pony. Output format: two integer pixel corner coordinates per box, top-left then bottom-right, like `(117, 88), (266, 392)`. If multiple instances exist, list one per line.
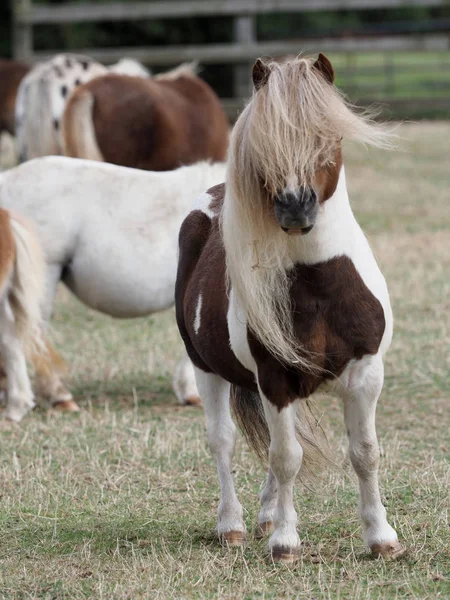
(175, 204), (256, 390)
(0, 59), (30, 134)
(0, 209), (15, 288)
(249, 256), (385, 409)
(316, 147), (343, 203)
(63, 72), (229, 170)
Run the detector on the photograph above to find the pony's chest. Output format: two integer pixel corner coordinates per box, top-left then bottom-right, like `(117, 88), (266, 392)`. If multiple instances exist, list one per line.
(290, 257), (385, 368)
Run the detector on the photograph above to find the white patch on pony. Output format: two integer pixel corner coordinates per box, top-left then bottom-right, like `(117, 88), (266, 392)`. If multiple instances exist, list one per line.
(191, 191), (215, 219)
(194, 293), (202, 335)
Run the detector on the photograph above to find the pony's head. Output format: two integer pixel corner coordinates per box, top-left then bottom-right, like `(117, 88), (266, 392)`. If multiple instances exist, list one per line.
(228, 53), (392, 237)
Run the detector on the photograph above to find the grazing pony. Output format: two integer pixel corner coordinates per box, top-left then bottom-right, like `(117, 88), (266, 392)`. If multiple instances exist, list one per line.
(0, 156), (227, 410)
(175, 54), (405, 562)
(62, 64), (229, 170)
(15, 53), (149, 162)
(0, 59), (30, 135)
(0, 209), (46, 421)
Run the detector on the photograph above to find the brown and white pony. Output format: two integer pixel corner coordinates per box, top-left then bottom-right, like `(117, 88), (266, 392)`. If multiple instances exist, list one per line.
(0, 59), (30, 136)
(62, 64), (230, 170)
(175, 54), (405, 562)
(0, 209), (48, 421)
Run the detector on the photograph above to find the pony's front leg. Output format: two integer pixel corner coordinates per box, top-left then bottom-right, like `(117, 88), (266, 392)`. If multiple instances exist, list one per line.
(194, 367), (245, 545)
(341, 354), (404, 558)
(261, 394), (302, 562)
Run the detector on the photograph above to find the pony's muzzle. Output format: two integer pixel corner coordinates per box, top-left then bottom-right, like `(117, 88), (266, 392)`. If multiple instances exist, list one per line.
(274, 188), (318, 234)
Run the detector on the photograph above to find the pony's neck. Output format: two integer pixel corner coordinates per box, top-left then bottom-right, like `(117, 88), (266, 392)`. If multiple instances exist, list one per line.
(287, 166), (356, 265)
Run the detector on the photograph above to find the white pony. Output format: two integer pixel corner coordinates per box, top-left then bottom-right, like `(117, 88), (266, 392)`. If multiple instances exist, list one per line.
(15, 53), (150, 162)
(0, 157), (226, 412)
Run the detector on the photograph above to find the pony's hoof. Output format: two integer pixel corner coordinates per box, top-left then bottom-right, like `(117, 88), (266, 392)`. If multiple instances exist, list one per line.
(271, 545), (300, 564)
(183, 395), (202, 407)
(371, 541), (406, 560)
(220, 530), (246, 547)
(52, 399), (80, 412)
(256, 521), (273, 538)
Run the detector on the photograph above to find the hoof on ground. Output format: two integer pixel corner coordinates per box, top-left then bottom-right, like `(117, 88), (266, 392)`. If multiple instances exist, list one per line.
(52, 399), (80, 412)
(271, 545), (300, 564)
(255, 521), (273, 539)
(371, 541), (406, 559)
(183, 395), (202, 407)
(220, 530), (246, 547)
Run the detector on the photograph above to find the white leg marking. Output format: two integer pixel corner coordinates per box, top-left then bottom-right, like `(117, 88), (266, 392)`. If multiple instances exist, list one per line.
(0, 298), (35, 422)
(338, 354), (400, 553)
(260, 394), (302, 558)
(194, 367), (245, 542)
(172, 353), (200, 405)
(193, 293), (202, 335)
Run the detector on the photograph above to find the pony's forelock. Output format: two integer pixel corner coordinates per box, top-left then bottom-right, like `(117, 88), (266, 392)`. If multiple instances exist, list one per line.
(221, 54), (393, 370)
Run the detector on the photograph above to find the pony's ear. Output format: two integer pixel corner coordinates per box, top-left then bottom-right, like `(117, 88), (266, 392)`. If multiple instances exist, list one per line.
(313, 53), (335, 84)
(252, 59), (270, 90)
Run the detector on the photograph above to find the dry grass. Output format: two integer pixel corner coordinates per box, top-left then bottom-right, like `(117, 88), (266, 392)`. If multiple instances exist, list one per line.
(0, 122), (449, 599)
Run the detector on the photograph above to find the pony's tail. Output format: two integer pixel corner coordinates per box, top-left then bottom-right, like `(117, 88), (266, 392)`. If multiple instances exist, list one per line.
(231, 385), (330, 480)
(8, 213), (46, 357)
(62, 89), (104, 161)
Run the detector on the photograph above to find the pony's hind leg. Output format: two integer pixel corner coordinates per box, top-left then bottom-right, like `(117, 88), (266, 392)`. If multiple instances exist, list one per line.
(34, 264), (78, 411)
(341, 354), (404, 559)
(260, 394), (302, 562)
(172, 352), (201, 406)
(0, 297), (35, 422)
(194, 367), (245, 545)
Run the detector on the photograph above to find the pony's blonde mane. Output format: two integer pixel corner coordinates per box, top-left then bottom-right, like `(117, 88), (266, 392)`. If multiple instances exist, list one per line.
(222, 55), (394, 369)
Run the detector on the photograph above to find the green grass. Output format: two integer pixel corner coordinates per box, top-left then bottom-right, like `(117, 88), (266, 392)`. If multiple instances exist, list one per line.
(1, 123), (450, 598)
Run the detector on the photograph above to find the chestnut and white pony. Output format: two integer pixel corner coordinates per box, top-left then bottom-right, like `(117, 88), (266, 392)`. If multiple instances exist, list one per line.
(0, 209), (46, 421)
(0, 157), (226, 410)
(15, 53), (149, 162)
(176, 54), (405, 562)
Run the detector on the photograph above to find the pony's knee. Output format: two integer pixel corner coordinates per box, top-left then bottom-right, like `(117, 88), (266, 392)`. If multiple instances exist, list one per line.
(269, 439), (303, 484)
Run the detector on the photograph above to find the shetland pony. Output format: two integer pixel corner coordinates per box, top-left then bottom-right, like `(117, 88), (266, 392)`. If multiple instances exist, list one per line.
(0, 209), (45, 421)
(176, 54), (405, 562)
(62, 64), (229, 170)
(0, 156), (227, 408)
(0, 59), (30, 135)
(15, 53), (149, 162)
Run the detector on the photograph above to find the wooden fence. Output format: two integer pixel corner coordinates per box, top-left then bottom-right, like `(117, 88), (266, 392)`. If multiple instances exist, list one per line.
(10, 0), (450, 118)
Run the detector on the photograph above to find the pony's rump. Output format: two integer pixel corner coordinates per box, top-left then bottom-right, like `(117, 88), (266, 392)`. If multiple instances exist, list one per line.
(61, 69), (229, 170)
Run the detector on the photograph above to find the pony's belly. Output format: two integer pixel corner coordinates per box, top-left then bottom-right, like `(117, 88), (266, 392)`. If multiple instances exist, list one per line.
(63, 253), (177, 318)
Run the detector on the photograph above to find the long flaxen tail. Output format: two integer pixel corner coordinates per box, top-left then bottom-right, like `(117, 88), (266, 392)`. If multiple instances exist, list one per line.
(231, 385), (330, 480)
(7, 212), (46, 357)
(62, 89), (104, 161)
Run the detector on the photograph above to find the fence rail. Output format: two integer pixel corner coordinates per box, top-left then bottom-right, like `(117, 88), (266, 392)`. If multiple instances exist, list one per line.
(10, 0), (450, 117)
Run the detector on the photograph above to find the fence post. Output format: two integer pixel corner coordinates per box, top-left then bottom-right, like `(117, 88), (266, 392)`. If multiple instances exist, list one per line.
(233, 14), (255, 101)
(11, 0), (33, 62)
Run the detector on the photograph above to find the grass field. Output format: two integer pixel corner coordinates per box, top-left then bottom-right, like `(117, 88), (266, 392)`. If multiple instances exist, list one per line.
(0, 122), (449, 598)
